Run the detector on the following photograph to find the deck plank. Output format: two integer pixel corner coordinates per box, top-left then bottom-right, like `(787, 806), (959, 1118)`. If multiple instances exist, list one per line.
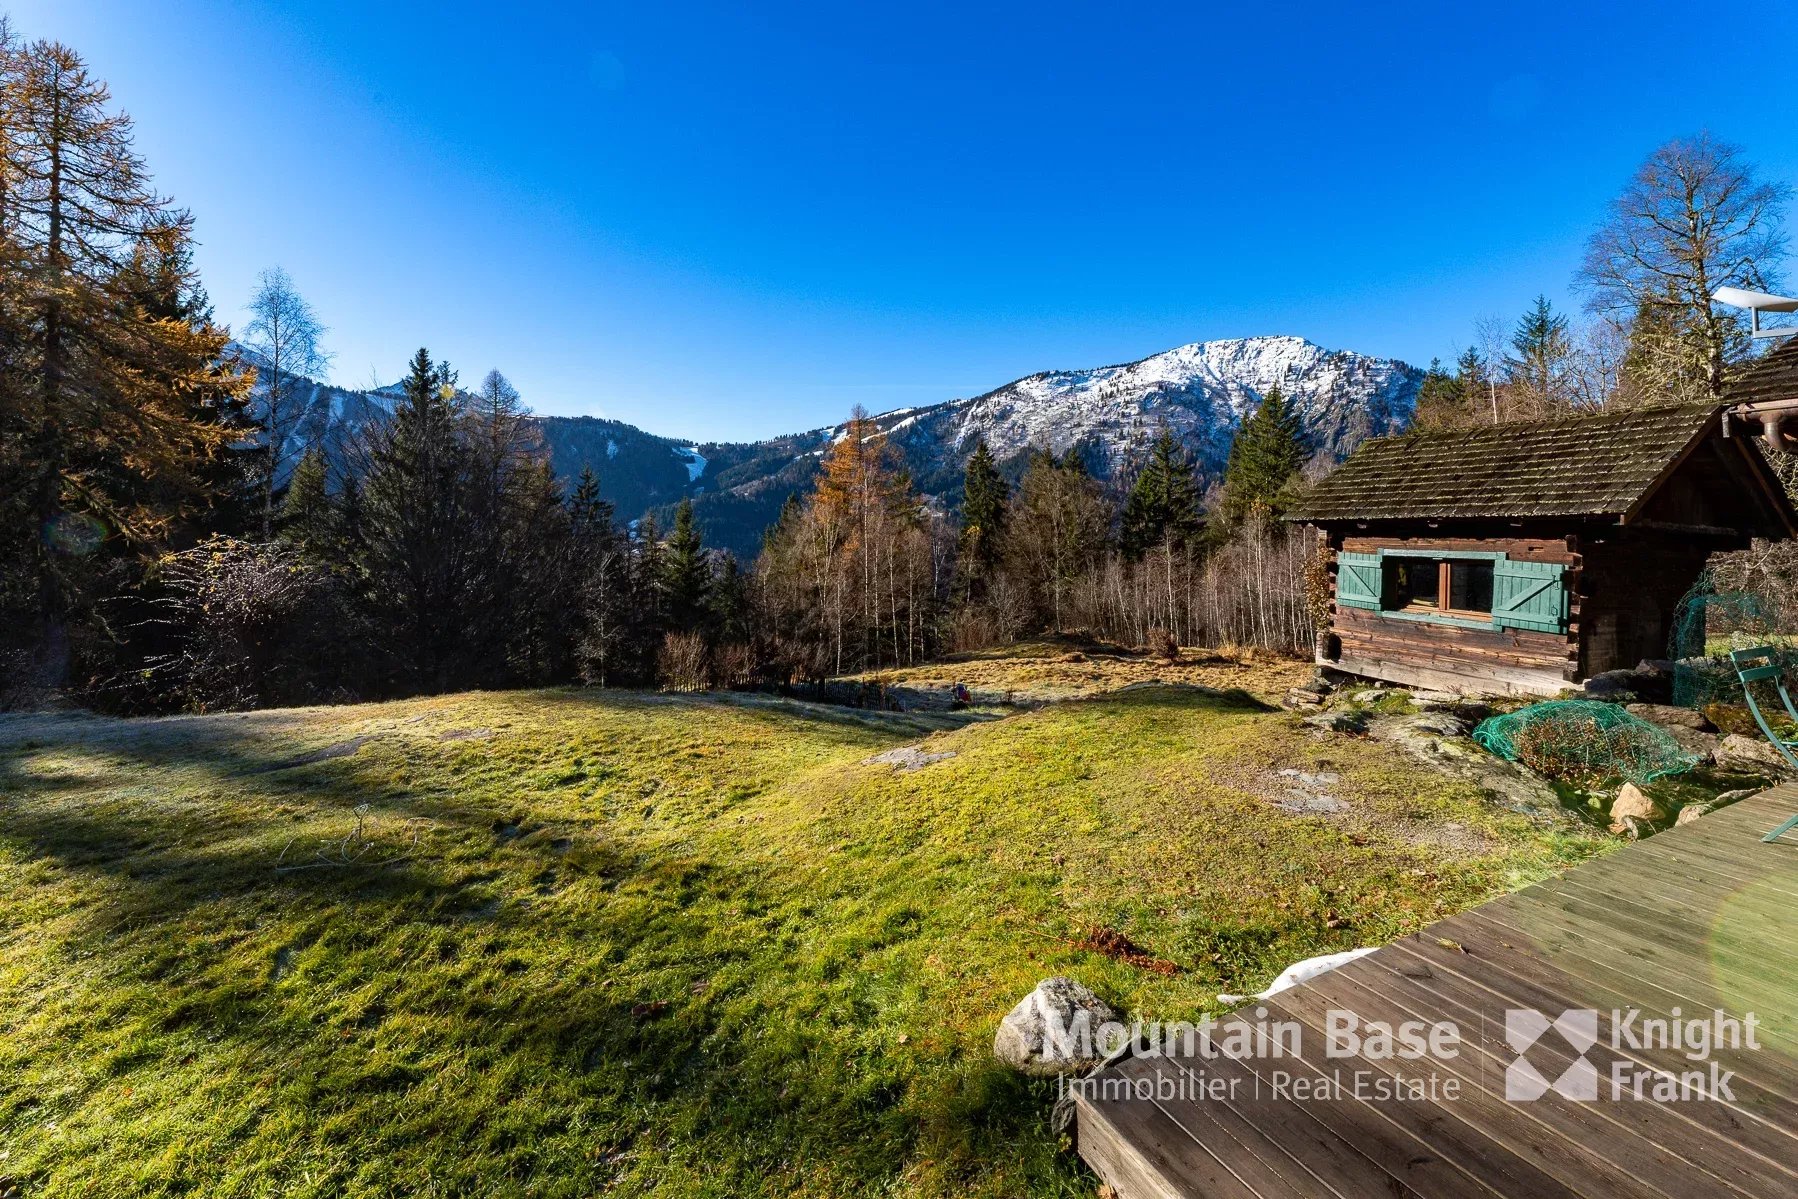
(1076, 784), (1798, 1198)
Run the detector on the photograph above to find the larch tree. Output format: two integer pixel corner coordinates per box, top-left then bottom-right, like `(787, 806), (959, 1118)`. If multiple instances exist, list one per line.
(1578, 133), (1790, 400)
(3, 38), (249, 669)
(242, 267), (330, 538)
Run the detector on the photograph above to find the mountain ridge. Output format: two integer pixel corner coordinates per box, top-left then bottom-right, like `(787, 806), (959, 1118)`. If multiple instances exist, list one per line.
(244, 334), (1423, 559)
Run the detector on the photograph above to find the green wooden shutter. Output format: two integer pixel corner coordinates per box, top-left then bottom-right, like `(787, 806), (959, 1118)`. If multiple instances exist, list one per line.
(1336, 551), (1381, 610)
(1493, 558), (1567, 633)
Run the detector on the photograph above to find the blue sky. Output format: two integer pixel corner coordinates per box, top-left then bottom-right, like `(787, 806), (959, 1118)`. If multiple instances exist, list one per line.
(12, 1), (1798, 440)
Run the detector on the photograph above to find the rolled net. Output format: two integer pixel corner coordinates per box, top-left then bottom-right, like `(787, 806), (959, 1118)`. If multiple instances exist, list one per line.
(1473, 700), (1700, 787)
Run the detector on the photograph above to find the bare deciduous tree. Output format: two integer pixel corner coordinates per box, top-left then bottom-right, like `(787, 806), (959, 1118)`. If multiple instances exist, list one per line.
(244, 266), (331, 538)
(1578, 133), (1791, 400)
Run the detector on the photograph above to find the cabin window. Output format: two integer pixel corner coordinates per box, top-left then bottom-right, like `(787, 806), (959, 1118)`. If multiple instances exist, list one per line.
(1335, 549), (1566, 634)
(1388, 558), (1494, 619)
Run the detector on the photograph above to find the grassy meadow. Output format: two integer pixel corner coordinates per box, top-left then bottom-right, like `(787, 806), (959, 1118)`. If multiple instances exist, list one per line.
(0, 662), (1608, 1196)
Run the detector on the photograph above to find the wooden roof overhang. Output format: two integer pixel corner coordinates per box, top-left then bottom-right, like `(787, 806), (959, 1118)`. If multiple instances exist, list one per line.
(1288, 402), (1798, 544)
(1726, 335), (1798, 456)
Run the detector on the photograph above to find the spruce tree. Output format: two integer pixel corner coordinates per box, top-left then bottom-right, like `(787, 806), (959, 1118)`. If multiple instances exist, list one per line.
(709, 554), (752, 646)
(569, 466), (612, 531)
(1410, 358), (1466, 431)
(357, 348), (471, 691)
(959, 440), (1008, 567)
(631, 512), (667, 679)
(662, 499), (709, 634)
(1121, 429), (1202, 559)
(279, 449), (338, 561)
(1505, 295), (1573, 413)
(1455, 347), (1493, 424)
(1219, 386), (1307, 525)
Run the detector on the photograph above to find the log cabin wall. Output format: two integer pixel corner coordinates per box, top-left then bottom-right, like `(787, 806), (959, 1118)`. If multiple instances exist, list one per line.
(1325, 531), (1580, 696)
(1572, 533), (1718, 677)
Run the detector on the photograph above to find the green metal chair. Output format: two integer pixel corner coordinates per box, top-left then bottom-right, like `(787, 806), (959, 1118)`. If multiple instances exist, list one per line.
(1729, 647), (1798, 843)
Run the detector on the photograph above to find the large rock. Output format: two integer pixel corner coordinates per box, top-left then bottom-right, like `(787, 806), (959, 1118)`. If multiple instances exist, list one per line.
(1304, 709), (1367, 735)
(994, 978), (1123, 1077)
(1719, 734), (1798, 775)
(1682, 788), (1760, 825)
(1624, 703), (1714, 733)
(1404, 712), (1469, 739)
(1654, 723), (1719, 766)
(1586, 668), (1673, 704)
(1369, 714), (1570, 824)
(1609, 784), (1666, 833)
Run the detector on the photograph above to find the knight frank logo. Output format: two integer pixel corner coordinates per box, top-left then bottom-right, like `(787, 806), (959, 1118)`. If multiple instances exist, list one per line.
(1504, 1008), (1599, 1101)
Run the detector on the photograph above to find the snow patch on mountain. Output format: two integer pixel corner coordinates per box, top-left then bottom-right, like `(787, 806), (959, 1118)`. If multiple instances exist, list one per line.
(924, 335), (1418, 476)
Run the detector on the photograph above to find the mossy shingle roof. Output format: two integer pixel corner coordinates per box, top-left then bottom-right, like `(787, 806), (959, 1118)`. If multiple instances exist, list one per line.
(1730, 337), (1798, 406)
(1287, 403), (1721, 523)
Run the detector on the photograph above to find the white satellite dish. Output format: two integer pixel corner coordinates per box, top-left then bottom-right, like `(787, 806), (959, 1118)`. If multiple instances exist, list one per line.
(1713, 287), (1798, 339)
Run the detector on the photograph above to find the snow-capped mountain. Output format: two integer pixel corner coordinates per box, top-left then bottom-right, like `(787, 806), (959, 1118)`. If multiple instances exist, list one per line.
(672, 335), (1420, 555)
(238, 335), (1421, 559)
(884, 334), (1416, 480)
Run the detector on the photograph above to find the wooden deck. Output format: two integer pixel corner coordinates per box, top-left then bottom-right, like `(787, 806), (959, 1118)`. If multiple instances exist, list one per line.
(1075, 784), (1798, 1199)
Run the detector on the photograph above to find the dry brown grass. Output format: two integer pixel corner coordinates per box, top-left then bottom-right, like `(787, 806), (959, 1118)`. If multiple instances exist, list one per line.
(842, 638), (1313, 705)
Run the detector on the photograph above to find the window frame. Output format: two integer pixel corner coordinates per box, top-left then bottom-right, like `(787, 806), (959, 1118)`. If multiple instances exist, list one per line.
(1376, 548), (1506, 631)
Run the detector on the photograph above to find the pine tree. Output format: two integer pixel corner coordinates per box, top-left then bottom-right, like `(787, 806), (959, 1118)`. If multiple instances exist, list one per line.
(1219, 386), (1306, 526)
(1121, 429), (1202, 559)
(663, 498), (709, 634)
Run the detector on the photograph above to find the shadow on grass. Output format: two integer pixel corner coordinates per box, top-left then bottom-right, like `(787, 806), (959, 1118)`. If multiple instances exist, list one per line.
(0, 746), (1075, 1194)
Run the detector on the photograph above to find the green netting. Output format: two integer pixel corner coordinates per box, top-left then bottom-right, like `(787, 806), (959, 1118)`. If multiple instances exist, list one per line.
(1473, 700), (1700, 786)
(1667, 570), (1792, 711)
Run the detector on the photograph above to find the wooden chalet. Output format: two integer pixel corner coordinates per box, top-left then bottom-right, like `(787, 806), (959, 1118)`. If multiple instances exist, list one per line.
(1287, 390), (1798, 697)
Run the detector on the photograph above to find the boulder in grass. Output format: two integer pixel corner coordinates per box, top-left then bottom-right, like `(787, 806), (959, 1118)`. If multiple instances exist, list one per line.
(1304, 710), (1367, 735)
(994, 978), (1122, 1077)
(1608, 783), (1665, 833)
